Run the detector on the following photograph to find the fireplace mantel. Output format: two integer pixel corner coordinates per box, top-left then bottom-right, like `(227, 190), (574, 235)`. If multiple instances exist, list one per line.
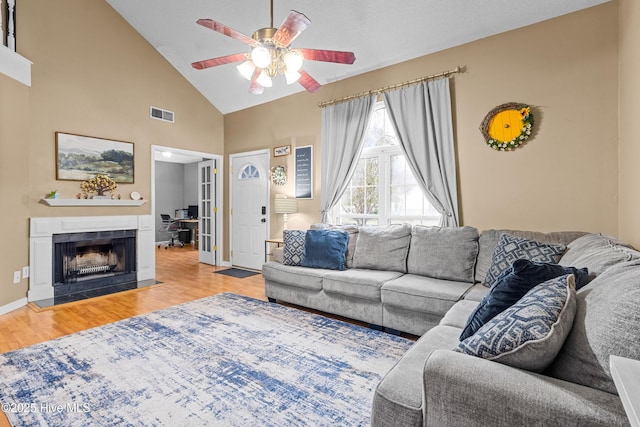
(41, 199), (146, 207)
(29, 215), (155, 302)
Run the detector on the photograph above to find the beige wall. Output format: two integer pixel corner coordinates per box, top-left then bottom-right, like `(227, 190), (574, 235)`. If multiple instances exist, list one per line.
(0, 0), (224, 308)
(618, 0), (640, 248)
(225, 3), (620, 254)
(0, 74), (30, 304)
(19, 0), (224, 220)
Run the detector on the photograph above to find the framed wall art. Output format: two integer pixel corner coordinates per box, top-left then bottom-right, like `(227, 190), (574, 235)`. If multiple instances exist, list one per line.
(294, 145), (313, 199)
(56, 132), (134, 183)
(273, 145), (291, 157)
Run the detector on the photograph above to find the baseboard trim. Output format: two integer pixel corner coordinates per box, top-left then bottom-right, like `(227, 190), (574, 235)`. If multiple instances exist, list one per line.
(0, 297), (28, 315)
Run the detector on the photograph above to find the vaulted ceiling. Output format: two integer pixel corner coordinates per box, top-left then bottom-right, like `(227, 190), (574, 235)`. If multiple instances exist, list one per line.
(106, 0), (610, 114)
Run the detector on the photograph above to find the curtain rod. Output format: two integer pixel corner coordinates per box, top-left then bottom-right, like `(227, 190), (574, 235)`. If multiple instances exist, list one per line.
(317, 66), (462, 108)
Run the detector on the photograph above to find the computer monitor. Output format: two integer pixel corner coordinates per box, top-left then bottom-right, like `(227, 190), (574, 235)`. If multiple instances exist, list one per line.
(188, 205), (198, 219)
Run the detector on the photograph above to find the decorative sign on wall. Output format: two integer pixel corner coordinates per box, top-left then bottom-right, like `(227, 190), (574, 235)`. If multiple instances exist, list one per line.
(480, 102), (534, 151)
(294, 145), (313, 199)
(273, 145), (291, 157)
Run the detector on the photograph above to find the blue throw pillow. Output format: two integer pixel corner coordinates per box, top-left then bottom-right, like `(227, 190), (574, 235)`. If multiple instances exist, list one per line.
(300, 229), (349, 270)
(459, 259), (589, 341)
(455, 274), (577, 372)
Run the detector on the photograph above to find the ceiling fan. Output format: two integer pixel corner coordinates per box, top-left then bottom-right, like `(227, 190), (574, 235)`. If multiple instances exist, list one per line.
(191, 1), (356, 95)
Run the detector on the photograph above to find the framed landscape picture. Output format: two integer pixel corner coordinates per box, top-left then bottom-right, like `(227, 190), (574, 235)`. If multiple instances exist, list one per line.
(56, 132), (134, 183)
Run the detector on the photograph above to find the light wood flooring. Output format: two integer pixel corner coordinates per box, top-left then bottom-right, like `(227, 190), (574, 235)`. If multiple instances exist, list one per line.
(0, 245), (267, 354)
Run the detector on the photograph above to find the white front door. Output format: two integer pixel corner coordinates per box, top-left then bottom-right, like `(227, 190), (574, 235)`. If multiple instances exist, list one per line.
(230, 151), (269, 270)
(198, 159), (216, 265)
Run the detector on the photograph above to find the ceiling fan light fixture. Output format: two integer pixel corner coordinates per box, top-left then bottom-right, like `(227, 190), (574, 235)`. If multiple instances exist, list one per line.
(236, 60), (255, 80)
(256, 70), (273, 87)
(283, 50), (303, 73)
(284, 70), (301, 85)
(251, 46), (272, 69)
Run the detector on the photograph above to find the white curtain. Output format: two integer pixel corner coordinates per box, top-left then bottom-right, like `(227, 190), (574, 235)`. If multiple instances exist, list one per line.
(383, 78), (459, 227)
(320, 95), (376, 223)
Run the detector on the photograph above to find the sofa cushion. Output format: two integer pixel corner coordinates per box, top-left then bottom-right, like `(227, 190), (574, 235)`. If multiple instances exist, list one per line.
(547, 259), (640, 394)
(455, 274), (576, 372)
(352, 224), (412, 273)
(459, 260), (589, 340)
(322, 269), (404, 301)
(261, 262), (326, 291)
(282, 230), (306, 266)
(300, 229), (349, 270)
(406, 225), (479, 282)
(381, 274), (473, 316)
(372, 325), (461, 427)
(483, 233), (566, 286)
(310, 223), (359, 268)
(559, 233), (640, 277)
(475, 229), (586, 284)
(439, 300), (480, 329)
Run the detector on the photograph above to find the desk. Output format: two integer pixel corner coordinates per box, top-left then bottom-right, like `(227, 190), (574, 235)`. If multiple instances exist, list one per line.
(265, 238), (284, 262)
(611, 355), (640, 427)
(176, 219), (199, 244)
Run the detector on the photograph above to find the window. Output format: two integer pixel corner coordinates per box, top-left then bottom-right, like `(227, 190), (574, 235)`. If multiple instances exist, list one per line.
(239, 164), (260, 180)
(333, 103), (442, 226)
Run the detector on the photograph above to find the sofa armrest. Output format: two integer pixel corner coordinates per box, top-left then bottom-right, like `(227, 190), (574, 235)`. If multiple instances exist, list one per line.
(423, 350), (628, 427)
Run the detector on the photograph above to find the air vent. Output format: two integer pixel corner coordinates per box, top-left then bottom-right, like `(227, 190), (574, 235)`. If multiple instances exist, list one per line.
(150, 106), (175, 123)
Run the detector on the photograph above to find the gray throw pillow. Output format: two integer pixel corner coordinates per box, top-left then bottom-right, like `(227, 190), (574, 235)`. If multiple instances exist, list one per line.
(282, 230), (306, 266)
(483, 233), (566, 286)
(406, 225), (479, 282)
(558, 233), (640, 276)
(546, 259), (640, 394)
(455, 274), (576, 372)
(352, 224), (412, 273)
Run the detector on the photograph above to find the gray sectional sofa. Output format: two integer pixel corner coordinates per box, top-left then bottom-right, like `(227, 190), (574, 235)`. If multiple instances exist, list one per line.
(262, 224), (640, 426)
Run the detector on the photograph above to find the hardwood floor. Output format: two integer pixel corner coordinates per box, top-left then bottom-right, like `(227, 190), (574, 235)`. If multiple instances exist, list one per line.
(0, 245), (267, 354)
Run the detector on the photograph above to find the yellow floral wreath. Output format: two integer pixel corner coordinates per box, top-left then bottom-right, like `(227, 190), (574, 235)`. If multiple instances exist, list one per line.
(480, 103), (534, 151)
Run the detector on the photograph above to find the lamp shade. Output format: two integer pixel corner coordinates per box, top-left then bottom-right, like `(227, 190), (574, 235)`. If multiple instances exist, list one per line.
(274, 197), (298, 214)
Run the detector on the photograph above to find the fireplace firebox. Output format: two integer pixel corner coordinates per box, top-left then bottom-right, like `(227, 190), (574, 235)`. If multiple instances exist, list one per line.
(52, 230), (137, 298)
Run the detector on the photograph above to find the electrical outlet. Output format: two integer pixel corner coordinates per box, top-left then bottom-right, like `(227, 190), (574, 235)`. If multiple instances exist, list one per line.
(13, 271), (20, 284)
(22, 266), (29, 279)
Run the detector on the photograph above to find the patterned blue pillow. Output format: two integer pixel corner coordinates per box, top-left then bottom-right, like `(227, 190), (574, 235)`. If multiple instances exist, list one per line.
(483, 234), (566, 286)
(459, 260), (589, 341)
(455, 274), (577, 372)
(282, 230), (306, 266)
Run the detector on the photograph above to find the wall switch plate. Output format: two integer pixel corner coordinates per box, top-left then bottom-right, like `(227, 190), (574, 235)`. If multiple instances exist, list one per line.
(22, 266), (29, 278)
(13, 271), (20, 284)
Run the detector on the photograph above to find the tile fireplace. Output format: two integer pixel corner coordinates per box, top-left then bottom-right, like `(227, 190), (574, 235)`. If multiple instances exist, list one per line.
(29, 215), (155, 303)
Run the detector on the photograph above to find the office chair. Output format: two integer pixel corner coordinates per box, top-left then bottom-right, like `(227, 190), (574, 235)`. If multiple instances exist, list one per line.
(158, 214), (185, 249)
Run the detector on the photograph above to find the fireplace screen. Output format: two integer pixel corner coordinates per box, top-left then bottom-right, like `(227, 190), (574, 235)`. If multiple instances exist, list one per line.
(52, 230), (136, 297)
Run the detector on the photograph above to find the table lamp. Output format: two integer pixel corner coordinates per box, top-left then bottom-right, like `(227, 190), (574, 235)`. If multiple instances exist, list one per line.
(274, 196), (298, 229)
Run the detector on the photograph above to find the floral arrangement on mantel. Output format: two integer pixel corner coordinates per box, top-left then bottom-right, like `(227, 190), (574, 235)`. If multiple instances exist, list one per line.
(80, 174), (118, 198)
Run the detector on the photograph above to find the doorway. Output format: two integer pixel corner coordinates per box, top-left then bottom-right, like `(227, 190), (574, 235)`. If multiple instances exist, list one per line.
(151, 145), (223, 267)
(230, 150), (269, 270)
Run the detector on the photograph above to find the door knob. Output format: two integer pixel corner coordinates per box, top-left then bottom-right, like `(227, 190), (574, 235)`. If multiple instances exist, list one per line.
(261, 218), (266, 223)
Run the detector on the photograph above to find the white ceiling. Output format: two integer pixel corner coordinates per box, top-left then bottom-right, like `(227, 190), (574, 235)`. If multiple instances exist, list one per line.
(106, 0), (609, 115)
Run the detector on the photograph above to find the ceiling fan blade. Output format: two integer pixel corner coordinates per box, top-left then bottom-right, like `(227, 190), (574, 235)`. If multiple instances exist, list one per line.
(298, 70), (321, 93)
(196, 19), (259, 47)
(249, 68), (265, 95)
(273, 10), (311, 48)
(297, 48), (356, 64)
(191, 53), (247, 70)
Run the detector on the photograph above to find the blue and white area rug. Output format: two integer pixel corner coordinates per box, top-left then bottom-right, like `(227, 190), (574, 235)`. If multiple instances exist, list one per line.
(0, 293), (413, 426)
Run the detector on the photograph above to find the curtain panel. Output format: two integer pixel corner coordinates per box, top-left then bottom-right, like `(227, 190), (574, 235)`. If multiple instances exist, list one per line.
(320, 95), (376, 223)
(383, 78), (459, 226)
